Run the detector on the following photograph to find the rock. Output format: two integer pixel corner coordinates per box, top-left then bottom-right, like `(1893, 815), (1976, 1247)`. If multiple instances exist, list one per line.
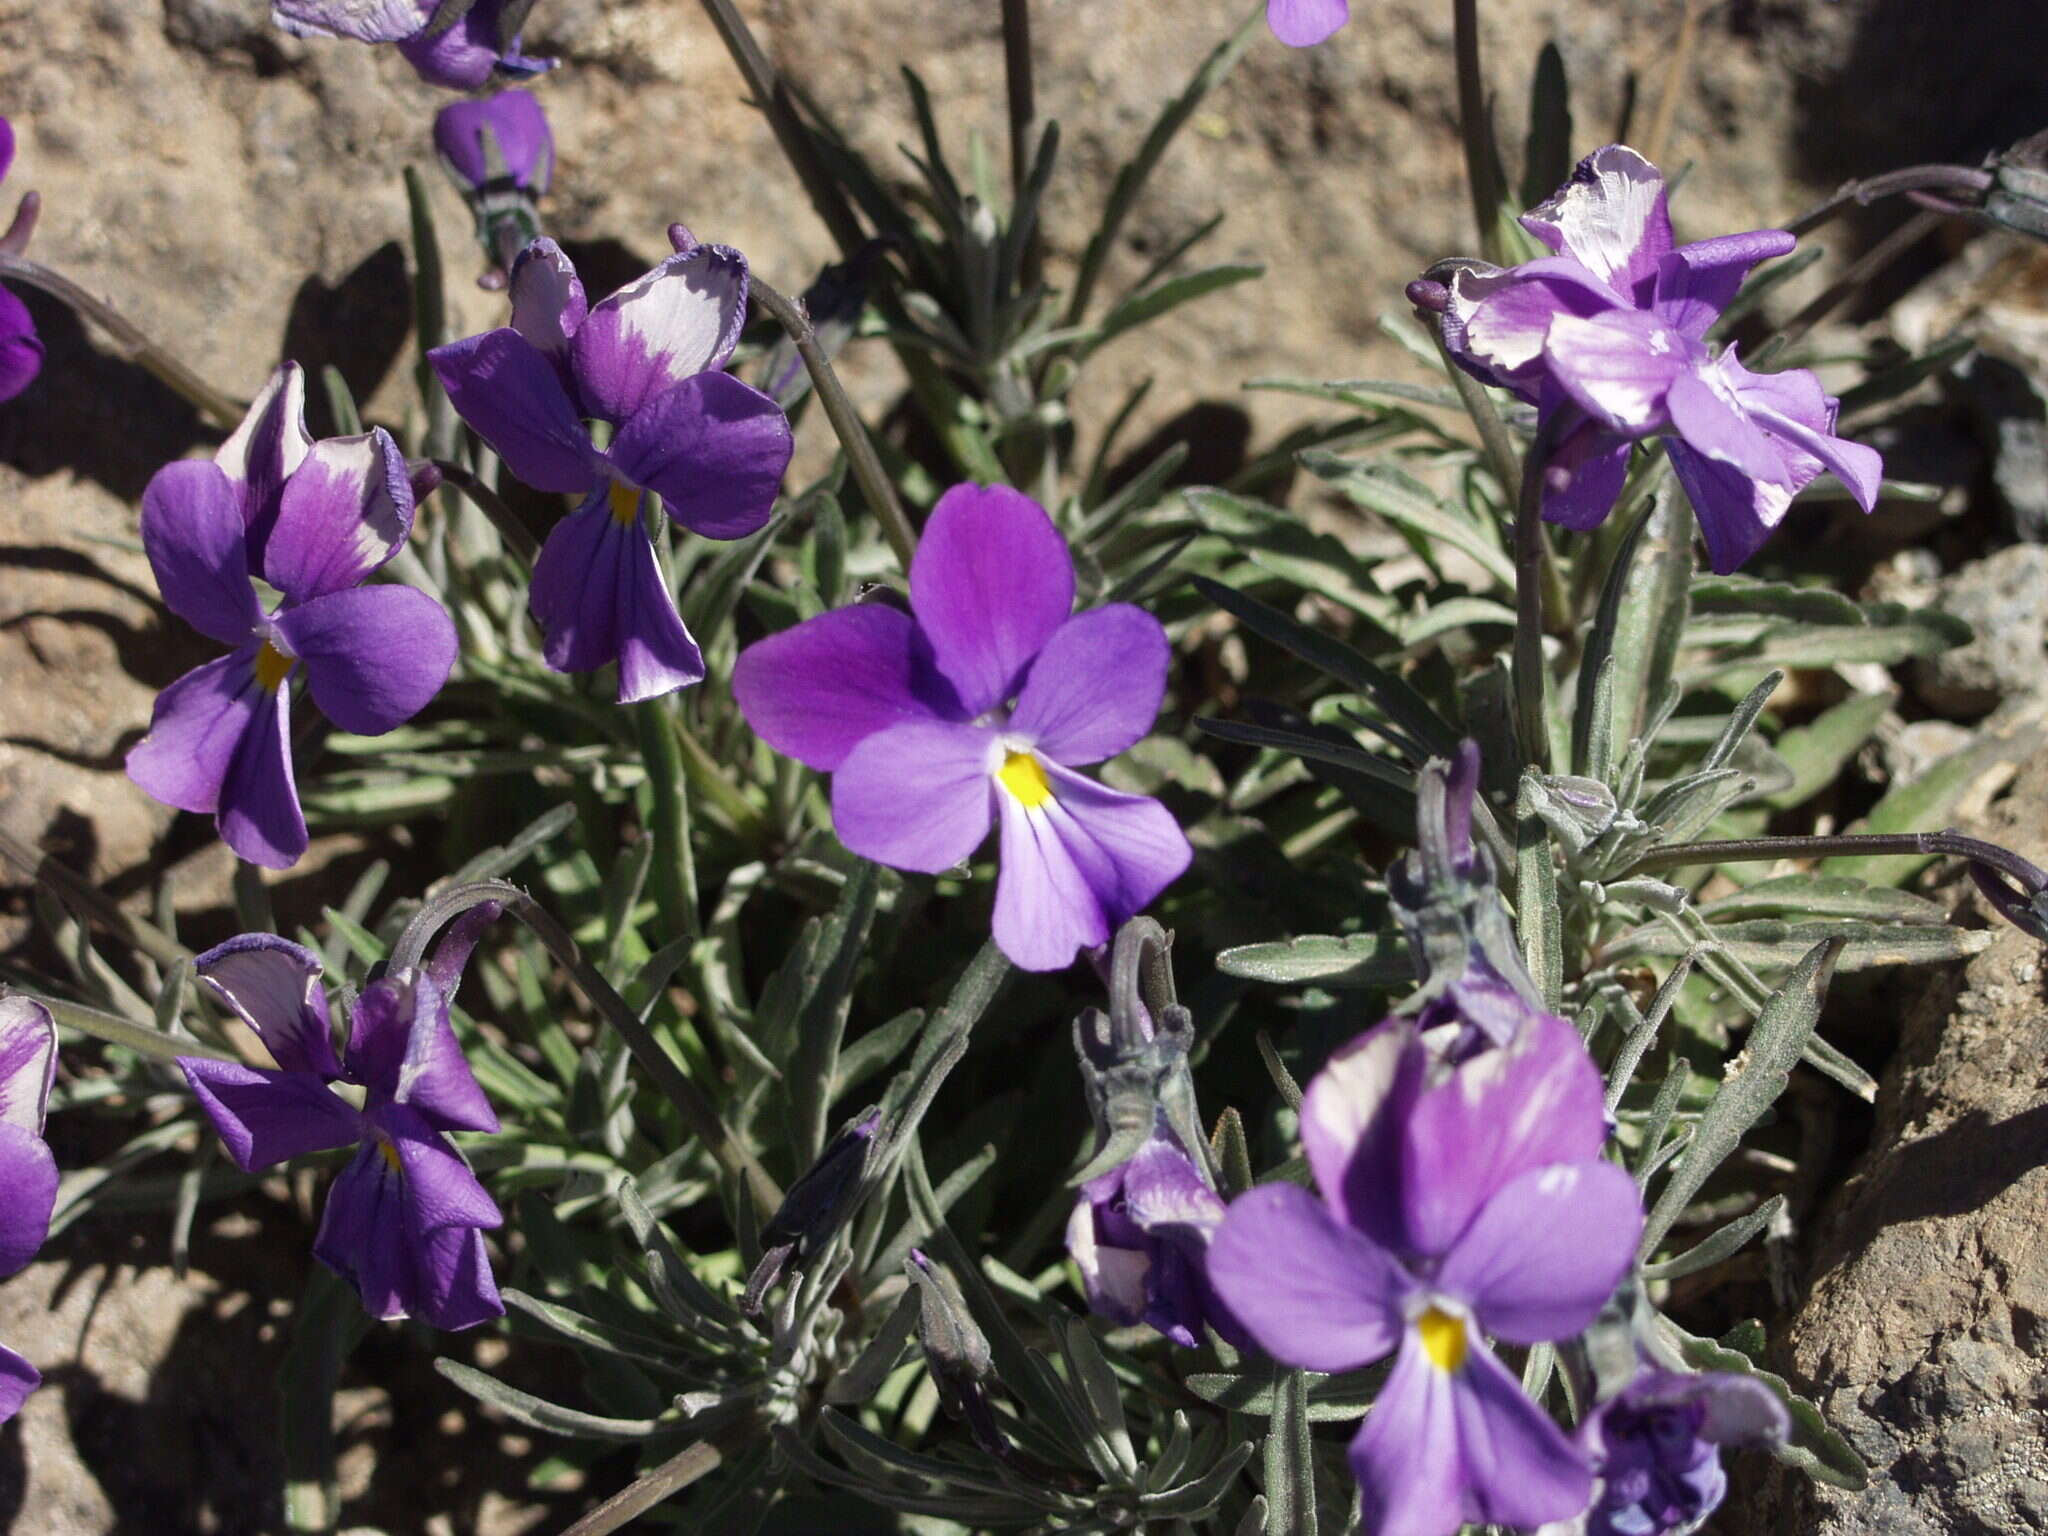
(1736, 751), (2048, 1534)
(1911, 544), (2048, 715)
(1877, 717), (1974, 786)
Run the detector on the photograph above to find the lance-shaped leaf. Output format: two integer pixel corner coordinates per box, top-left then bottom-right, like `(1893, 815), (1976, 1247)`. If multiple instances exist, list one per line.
(1663, 1318), (1870, 1491)
(1215, 933), (1409, 988)
(1641, 940), (1841, 1255)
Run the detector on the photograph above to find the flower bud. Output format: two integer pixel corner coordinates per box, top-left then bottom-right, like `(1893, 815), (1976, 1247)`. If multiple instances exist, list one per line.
(742, 1108), (880, 1312)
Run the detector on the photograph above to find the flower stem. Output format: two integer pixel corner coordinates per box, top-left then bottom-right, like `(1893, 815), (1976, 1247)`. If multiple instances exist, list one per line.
(0, 251), (243, 429)
(751, 274), (918, 575)
(1785, 163), (1994, 239)
(1513, 416), (1561, 774)
(434, 879), (782, 1212)
(634, 699), (702, 942)
(693, 0), (866, 258)
(1452, 0), (1506, 264)
(557, 1440), (727, 1536)
(1000, 0), (1040, 286)
(427, 458), (540, 565)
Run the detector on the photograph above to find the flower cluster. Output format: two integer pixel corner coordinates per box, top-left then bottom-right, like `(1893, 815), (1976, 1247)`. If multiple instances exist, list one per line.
(0, 997), (58, 1422)
(124, 363), (458, 869)
(271, 0), (552, 90)
(180, 909), (506, 1329)
(1433, 145), (1882, 572)
(430, 233), (792, 701)
(734, 483), (1192, 971)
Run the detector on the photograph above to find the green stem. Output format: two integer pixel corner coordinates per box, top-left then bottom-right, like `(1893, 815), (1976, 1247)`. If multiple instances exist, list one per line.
(1513, 415), (1562, 773)
(693, 0), (866, 256)
(1453, 0), (1506, 264)
(30, 993), (237, 1064)
(634, 700), (702, 941)
(427, 458), (540, 565)
(1629, 830), (2047, 888)
(452, 880), (782, 1212)
(1000, 0), (1041, 290)
(558, 1440), (727, 1536)
(751, 275), (918, 574)
(0, 252), (244, 428)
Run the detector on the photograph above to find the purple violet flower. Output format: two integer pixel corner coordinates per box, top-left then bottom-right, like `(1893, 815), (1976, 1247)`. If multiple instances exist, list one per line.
(428, 234), (793, 702)
(1066, 1128), (1244, 1349)
(731, 483), (1193, 972)
(0, 119), (43, 403)
(0, 997), (59, 1422)
(271, 1), (553, 91)
(1438, 144), (1882, 572)
(180, 911), (505, 1330)
(1266, 0), (1349, 47)
(124, 364), (458, 869)
(1556, 1369), (1789, 1536)
(1207, 1007), (1644, 1536)
(434, 88), (553, 196)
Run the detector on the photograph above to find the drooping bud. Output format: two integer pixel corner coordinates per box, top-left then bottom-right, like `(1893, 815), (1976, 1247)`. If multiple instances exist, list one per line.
(743, 1108), (881, 1312)
(434, 89), (552, 284)
(1575, 1368), (1788, 1536)
(1070, 917), (1208, 1186)
(1387, 742), (1545, 1049)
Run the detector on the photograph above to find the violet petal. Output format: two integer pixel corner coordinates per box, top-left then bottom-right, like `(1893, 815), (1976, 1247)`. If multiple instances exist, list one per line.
(606, 371), (792, 539)
(193, 933), (341, 1078)
(140, 460), (264, 646)
(273, 584), (457, 736)
(262, 428), (416, 603)
(732, 603), (963, 772)
(571, 243), (750, 422)
(1206, 1183), (1405, 1372)
(178, 1058), (363, 1172)
(832, 720), (996, 873)
(125, 649), (264, 816)
(910, 484), (1075, 716)
(1008, 605), (1168, 767)
(428, 328), (601, 495)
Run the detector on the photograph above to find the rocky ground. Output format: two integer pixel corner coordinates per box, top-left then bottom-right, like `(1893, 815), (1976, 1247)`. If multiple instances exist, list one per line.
(4, 0), (2048, 1531)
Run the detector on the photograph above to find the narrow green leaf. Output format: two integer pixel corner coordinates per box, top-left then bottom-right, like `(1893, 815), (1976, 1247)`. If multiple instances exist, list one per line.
(1215, 933), (1410, 988)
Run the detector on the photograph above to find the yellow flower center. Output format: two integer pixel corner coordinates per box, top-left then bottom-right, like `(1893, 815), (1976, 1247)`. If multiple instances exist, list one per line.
(378, 1140), (403, 1175)
(609, 482), (641, 527)
(997, 750), (1052, 808)
(1418, 1306), (1468, 1372)
(254, 641), (295, 691)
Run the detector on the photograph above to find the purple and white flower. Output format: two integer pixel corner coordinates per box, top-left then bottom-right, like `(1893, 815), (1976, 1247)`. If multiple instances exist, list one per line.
(1266, 0), (1349, 47)
(1438, 144), (1882, 572)
(124, 364), (458, 869)
(1067, 1129), (1242, 1348)
(428, 235), (793, 701)
(0, 997), (59, 1421)
(270, 1), (553, 91)
(434, 88), (553, 196)
(180, 911), (504, 1330)
(1551, 1368), (1789, 1536)
(0, 118), (43, 403)
(1207, 1007), (1643, 1536)
(731, 483), (1193, 972)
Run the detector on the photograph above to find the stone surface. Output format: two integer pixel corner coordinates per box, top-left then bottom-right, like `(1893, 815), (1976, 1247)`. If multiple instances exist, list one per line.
(1911, 544), (2048, 716)
(1737, 753), (2048, 1535)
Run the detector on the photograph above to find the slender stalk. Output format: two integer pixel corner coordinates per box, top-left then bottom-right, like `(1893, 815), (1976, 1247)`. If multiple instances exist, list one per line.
(751, 275), (918, 574)
(1435, 328), (1521, 505)
(1785, 163), (1994, 239)
(1452, 0), (1506, 264)
(557, 1440), (725, 1536)
(1640, 0), (1700, 168)
(0, 827), (191, 969)
(1629, 830), (2048, 889)
(1000, 0), (1036, 210)
(634, 700), (702, 942)
(694, 0), (866, 258)
(28, 994), (238, 1064)
(1513, 415), (1562, 773)
(427, 458), (540, 565)
(438, 880), (782, 1212)
(0, 251), (243, 428)
(1773, 207), (1944, 352)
